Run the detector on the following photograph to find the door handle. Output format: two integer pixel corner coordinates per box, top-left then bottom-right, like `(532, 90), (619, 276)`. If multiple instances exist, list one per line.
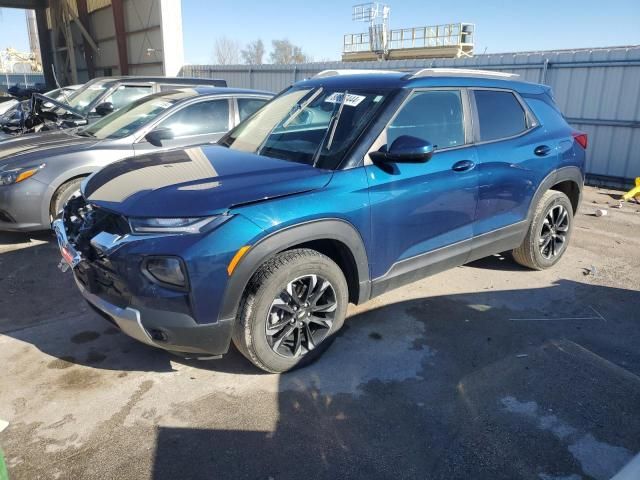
(534, 145), (551, 157)
(452, 160), (476, 172)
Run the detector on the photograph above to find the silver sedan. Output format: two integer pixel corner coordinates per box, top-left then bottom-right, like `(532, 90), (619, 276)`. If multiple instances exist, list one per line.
(0, 87), (273, 231)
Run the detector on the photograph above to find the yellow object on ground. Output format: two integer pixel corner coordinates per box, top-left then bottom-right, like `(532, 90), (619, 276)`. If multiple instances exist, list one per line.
(622, 177), (640, 202)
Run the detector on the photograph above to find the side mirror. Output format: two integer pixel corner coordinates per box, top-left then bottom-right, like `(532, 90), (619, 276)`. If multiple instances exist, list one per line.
(95, 102), (114, 117)
(369, 135), (434, 164)
(145, 127), (174, 147)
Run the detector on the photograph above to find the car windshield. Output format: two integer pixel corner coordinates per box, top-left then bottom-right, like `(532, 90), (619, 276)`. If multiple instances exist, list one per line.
(54, 81), (109, 116)
(78, 91), (192, 140)
(220, 86), (389, 169)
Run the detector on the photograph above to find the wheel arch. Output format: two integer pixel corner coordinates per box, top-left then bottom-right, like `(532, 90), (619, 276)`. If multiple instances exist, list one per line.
(39, 166), (95, 226)
(527, 166), (583, 222)
(218, 219), (370, 322)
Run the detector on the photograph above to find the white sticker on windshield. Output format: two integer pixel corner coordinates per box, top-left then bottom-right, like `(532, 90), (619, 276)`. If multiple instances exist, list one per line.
(153, 101), (173, 109)
(324, 92), (366, 107)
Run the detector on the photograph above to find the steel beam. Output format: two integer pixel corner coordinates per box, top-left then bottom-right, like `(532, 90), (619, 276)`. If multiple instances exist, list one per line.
(111, 0), (129, 75)
(76, 0), (96, 79)
(35, 7), (55, 87)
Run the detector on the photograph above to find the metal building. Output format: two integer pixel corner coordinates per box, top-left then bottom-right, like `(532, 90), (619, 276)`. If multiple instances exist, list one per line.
(0, 0), (184, 86)
(182, 45), (640, 187)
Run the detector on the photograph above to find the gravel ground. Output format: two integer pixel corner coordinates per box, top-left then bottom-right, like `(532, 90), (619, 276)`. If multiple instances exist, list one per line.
(0, 185), (639, 480)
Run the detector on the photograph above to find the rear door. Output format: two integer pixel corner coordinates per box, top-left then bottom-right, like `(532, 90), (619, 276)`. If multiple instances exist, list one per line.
(471, 88), (554, 235)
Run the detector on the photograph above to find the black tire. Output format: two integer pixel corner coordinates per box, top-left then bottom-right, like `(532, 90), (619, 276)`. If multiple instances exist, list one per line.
(512, 190), (574, 270)
(50, 177), (84, 220)
(232, 248), (348, 373)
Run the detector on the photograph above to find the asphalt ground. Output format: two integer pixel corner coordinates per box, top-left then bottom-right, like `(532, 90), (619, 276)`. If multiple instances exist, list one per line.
(0, 185), (639, 480)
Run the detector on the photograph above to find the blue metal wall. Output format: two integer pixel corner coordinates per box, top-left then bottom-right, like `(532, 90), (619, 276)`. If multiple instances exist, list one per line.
(182, 45), (640, 187)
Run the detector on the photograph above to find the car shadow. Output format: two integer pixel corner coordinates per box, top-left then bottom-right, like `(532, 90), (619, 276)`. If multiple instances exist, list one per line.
(147, 279), (640, 480)
(2, 226), (639, 379)
(464, 252), (531, 272)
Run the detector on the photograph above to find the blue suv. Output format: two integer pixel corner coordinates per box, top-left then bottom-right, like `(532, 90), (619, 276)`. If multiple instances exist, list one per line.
(54, 69), (586, 372)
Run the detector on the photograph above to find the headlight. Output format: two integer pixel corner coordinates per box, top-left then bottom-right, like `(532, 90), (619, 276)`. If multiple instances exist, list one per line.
(0, 164), (45, 186)
(129, 215), (230, 234)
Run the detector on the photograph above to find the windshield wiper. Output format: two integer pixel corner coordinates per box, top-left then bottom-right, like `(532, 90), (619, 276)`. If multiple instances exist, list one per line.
(75, 129), (94, 137)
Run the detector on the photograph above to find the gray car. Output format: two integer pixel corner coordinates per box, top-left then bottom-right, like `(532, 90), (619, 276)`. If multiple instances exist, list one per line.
(0, 87), (273, 231)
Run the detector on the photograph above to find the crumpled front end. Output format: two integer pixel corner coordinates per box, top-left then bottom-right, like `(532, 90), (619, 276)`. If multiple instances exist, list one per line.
(54, 195), (257, 358)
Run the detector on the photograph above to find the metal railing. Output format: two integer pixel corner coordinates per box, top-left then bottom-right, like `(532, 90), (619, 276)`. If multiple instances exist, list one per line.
(343, 23), (474, 53)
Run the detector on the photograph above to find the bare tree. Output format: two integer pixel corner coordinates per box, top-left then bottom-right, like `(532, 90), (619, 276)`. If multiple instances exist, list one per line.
(241, 39), (265, 65)
(214, 37), (240, 65)
(269, 39), (311, 64)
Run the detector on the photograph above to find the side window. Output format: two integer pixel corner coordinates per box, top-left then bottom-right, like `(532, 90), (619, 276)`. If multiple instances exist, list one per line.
(474, 90), (528, 141)
(105, 85), (153, 110)
(388, 90), (465, 150)
(157, 99), (230, 138)
(237, 97), (268, 122)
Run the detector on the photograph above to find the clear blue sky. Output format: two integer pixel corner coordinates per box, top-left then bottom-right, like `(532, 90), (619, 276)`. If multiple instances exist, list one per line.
(1, 1), (639, 64)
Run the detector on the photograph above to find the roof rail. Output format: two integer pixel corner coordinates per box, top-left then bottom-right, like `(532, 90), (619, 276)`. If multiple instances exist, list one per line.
(314, 69), (401, 78)
(409, 68), (520, 80)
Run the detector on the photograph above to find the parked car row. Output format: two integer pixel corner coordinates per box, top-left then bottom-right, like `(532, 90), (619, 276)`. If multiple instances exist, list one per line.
(0, 76), (228, 137)
(2, 69), (587, 373)
(0, 86), (272, 231)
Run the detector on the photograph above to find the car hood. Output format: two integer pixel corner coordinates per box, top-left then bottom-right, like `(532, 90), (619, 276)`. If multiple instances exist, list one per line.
(84, 145), (333, 217)
(0, 130), (100, 170)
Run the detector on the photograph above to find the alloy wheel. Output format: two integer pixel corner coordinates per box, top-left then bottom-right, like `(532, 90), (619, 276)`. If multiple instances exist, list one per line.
(265, 274), (337, 358)
(539, 204), (569, 259)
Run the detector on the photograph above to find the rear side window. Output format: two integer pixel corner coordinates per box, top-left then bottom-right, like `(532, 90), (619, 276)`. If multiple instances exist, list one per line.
(474, 90), (528, 141)
(237, 97), (268, 121)
(388, 90), (465, 150)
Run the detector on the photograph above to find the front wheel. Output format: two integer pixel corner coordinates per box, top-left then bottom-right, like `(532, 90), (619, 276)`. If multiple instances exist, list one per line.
(232, 249), (348, 373)
(512, 190), (574, 270)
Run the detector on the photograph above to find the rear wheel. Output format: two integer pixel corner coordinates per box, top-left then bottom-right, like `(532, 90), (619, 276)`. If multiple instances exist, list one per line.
(512, 190), (574, 270)
(50, 177), (84, 220)
(232, 249), (348, 373)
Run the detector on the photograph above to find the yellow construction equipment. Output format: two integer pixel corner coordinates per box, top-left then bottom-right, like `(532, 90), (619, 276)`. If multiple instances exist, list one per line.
(622, 177), (640, 202)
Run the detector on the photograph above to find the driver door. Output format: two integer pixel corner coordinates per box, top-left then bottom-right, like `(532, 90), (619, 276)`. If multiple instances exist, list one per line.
(365, 89), (479, 286)
(133, 98), (232, 154)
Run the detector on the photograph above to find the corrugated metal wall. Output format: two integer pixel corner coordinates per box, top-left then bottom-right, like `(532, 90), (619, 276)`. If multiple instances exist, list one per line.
(182, 46), (640, 187)
(1, 74), (46, 93)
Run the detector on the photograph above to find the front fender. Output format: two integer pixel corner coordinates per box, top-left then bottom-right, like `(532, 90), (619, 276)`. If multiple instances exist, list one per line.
(218, 218), (370, 322)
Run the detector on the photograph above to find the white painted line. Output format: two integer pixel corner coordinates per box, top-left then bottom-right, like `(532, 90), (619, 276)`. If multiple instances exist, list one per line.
(0, 419), (8, 433)
(509, 316), (602, 322)
(610, 452), (640, 480)
(589, 305), (607, 322)
(510, 305), (607, 322)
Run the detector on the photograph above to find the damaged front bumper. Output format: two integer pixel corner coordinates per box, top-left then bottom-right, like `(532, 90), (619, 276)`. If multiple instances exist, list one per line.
(52, 212), (234, 358)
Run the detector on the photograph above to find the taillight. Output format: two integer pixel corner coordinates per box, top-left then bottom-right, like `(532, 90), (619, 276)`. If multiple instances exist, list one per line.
(572, 131), (588, 149)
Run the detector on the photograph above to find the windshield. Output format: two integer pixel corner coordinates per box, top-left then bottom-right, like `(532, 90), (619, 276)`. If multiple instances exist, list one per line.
(79, 92), (190, 140)
(54, 81), (109, 116)
(220, 87), (388, 169)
